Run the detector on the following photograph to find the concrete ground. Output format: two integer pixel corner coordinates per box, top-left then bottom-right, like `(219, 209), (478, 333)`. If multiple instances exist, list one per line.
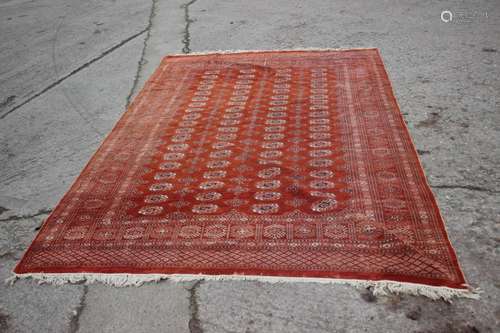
(0, 0), (499, 332)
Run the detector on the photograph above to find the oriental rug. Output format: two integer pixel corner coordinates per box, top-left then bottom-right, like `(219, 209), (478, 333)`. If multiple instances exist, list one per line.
(13, 49), (476, 300)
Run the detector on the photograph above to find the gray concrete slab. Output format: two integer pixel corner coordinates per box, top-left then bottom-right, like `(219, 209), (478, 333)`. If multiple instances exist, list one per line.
(1, 257), (84, 333)
(0, 0), (151, 117)
(0, 10), (148, 215)
(77, 283), (191, 333)
(1, 0), (499, 332)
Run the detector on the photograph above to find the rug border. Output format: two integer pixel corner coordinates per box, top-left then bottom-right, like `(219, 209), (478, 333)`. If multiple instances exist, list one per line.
(11, 54), (172, 276)
(373, 48), (472, 291)
(10, 48), (475, 300)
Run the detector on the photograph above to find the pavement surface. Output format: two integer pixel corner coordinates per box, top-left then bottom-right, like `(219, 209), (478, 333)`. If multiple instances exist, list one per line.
(0, 0), (499, 332)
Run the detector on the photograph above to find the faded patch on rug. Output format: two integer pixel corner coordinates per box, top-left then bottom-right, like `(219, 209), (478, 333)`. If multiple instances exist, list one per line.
(12, 49), (476, 300)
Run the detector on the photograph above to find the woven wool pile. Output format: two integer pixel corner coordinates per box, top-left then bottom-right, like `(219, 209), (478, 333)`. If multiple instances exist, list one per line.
(13, 49), (475, 300)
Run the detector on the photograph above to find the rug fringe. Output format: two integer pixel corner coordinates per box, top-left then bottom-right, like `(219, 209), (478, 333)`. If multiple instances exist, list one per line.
(7, 272), (479, 301)
(165, 47), (378, 57)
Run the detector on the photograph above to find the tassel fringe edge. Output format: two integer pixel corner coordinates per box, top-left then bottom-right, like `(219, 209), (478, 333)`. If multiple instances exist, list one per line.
(6, 272), (480, 302)
(164, 47), (378, 57)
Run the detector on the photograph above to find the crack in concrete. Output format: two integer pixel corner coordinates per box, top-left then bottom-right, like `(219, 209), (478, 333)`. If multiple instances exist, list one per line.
(50, 15), (103, 137)
(360, 286), (377, 303)
(181, 0), (198, 54)
(431, 184), (500, 195)
(416, 149), (430, 155)
(126, 0), (158, 107)
(0, 308), (10, 332)
(0, 208), (52, 222)
(0, 29), (148, 121)
(0, 95), (16, 111)
(202, 321), (239, 333)
(69, 285), (88, 333)
(188, 280), (203, 333)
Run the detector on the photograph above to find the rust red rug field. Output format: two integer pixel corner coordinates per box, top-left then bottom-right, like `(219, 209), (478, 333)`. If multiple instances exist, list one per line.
(14, 49), (473, 298)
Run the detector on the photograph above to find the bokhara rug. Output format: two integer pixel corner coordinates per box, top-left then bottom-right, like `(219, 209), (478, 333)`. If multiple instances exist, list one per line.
(13, 49), (475, 299)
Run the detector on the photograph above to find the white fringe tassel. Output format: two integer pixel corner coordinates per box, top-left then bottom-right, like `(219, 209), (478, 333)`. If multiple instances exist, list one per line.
(6, 272), (479, 302)
(164, 47), (378, 57)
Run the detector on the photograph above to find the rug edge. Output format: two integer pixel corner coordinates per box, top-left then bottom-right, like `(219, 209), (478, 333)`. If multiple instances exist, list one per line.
(12, 52), (174, 275)
(163, 47), (379, 58)
(7, 272), (480, 302)
(373, 48), (471, 287)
